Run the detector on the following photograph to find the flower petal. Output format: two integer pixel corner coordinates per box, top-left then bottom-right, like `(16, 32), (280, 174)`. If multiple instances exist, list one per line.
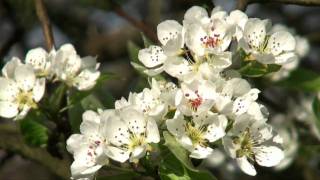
(14, 64), (36, 91)
(0, 101), (19, 119)
(254, 146), (284, 167)
(267, 31), (296, 55)
(236, 157), (257, 176)
(138, 46), (167, 68)
(32, 78), (46, 102)
(157, 20), (182, 46)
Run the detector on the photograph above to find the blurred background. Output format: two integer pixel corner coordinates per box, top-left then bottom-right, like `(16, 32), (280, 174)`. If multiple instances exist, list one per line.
(1, 0), (320, 179)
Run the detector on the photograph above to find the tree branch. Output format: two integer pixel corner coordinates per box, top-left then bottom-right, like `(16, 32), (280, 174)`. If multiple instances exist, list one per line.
(248, 0), (320, 6)
(111, 3), (159, 43)
(236, 0), (249, 11)
(0, 0), (24, 60)
(0, 124), (70, 179)
(34, 0), (55, 51)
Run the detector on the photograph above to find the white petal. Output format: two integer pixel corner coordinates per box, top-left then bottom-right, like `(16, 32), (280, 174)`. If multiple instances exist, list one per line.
(105, 115), (130, 146)
(25, 47), (48, 72)
(138, 46), (167, 68)
(163, 56), (191, 79)
(228, 10), (248, 29)
(236, 157), (257, 176)
(190, 145), (213, 159)
(32, 78), (46, 102)
(210, 6), (227, 20)
(105, 146), (130, 163)
(66, 134), (85, 154)
(184, 6), (208, 23)
(254, 146), (284, 167)
(267, 31), (296, 55)
(14, 64), (36, 91)
(146, 118), (160, 143)
(73, 69), (100, 91)
(80, 110), (101, 134)
(243, 18), (267, 49)
(185, 23), (207, 56)
(166, 112), (186, 137)
(0, 101), (19, 118)
(275, 52), (297, 65)
(157, 20), (182, 46)
(207, 51), (232, 69)
(120, 107), (146, 134)
(222, 136), (237, 158)
(204, 115), (228, 142)
(254, 53), (276, 64)
(16, 105), (31, 120)
(0, 77), (19, 101)
(130, 146), (147, 162)
(2, 57), (22, 78)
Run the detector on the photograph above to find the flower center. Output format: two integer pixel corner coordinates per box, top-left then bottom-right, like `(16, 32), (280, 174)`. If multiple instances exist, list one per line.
(16, 91), (37, 109)
(128, 134), (146, 151)
(200, 35), (220, 48)
(185, 122), (206, 146)
(233, 128), (255, 159)
(187, 91), (203, 111)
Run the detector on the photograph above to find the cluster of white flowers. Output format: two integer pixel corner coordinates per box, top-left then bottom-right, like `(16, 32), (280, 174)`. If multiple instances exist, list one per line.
(0, 44), (100, 120)
(65, 6), (299, 179)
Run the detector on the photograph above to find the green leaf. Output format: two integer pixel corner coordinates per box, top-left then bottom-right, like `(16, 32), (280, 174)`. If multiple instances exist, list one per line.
(277, 68), (320, 92)
(163, 131), (197, 172)
(312, 97), (320, 132)
(68, 72), (115, 106)
(97, 173), (139, 180)
(48, 83), (67, 113)
(141, 32), (153, 47)
(159, 150), (216, 180)
(19, 111), (49, 147)
(239, 61), (281, 78)
(127, 41), (140, 63)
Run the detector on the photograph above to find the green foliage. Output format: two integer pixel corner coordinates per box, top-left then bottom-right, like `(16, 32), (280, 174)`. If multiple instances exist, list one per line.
(159, 150), (216, 180)
(141, 32), (153, 47)
(68, 72), (115, 106)
(312, 97), (320, 132)
(278, 68), (320, 92)
(239, 61), (281, 78)
(19, 110), (49, 147)
(48, 84), (67, 114)
(163, 131), (197, 172)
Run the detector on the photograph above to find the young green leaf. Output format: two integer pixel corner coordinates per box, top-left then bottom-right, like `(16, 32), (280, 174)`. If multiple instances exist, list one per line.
(278, 68), (320, 92)
(159, 149), (216, 180)
(163, 131), (197, 172)
(19, 111), (49, 147)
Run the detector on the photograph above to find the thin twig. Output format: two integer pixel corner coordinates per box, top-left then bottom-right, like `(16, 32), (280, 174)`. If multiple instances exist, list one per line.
(248, 0), (320, 6)
(0, 124), (71, 179)
(111, 3), (159, 43)
(236, 0), (249, 11)
(0, 0), (24, 60)
(34, 0), (55, 51)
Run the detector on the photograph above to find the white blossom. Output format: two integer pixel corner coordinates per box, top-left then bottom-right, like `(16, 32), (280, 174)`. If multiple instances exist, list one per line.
(167, 111), (227, 159)
(52, 44), (100, 90)
(175, 79), (218, 116)
(104, 106), (160, 163)
(66, 110), (110, 180)
(239, 18), (297, 65)
(25, 47), (54, 78)
(0, 58), (45, 120)
(223, 117), (284, 176)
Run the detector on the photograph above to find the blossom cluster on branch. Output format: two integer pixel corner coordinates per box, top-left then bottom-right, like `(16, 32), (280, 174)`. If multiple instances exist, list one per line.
(63, 6), (310, 179)
(0, 4), (313, 180)
(0, 44), (100, 120)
